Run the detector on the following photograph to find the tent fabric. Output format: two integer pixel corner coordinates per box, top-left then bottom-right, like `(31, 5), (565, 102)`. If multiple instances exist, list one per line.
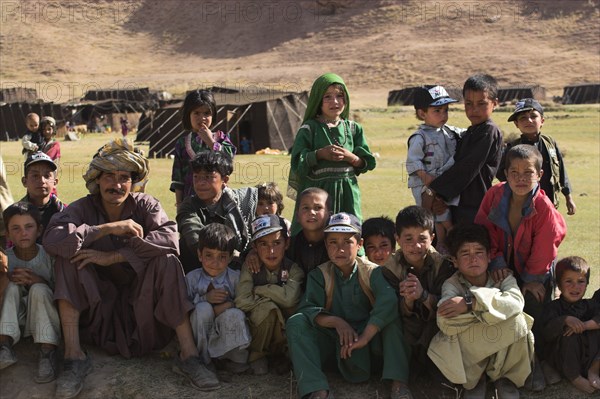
(138, 91), (308, 157)
(562, 84), (600, 104)
(0, 88), (38, 103)
(0, 102), (65, 141)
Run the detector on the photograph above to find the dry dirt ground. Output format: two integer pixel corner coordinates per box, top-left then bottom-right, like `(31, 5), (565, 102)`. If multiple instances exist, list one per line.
(1, 1), (599, 398)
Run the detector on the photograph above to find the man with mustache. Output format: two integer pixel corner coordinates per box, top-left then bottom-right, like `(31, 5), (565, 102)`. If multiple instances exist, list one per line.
(43, 139), (218, 399)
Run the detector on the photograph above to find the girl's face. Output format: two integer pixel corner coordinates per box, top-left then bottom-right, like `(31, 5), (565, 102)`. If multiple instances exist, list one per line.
(190, 105), (213, 132)
(42, 124), (54, 140)
(256, 199), (278, 216)
(320, 85), (345, 121)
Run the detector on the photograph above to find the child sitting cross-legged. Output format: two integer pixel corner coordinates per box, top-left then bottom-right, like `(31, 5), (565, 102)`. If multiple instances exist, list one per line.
(540, 256), (600, 394)
(287, 212), (411, 399)
(0, 202), (60, 383)
(428, 223), (534, 399)
(235, 214), (305, 375)
(185, 223), (251, 389)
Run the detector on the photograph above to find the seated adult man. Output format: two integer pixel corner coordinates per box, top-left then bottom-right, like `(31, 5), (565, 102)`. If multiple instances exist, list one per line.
(43, 140), (219, 399)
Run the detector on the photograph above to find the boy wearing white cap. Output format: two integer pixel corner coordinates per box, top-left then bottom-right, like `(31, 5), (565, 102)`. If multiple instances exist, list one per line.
(406, 85), (465, 251)
(235, 214), (304, 375)
(287, 212), (412, 399)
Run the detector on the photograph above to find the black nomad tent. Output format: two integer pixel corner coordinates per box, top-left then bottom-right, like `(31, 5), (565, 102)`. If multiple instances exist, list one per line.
(137, 87), (308, 157)
(561, 83), (600, 104)
(0, 102), (65, 141)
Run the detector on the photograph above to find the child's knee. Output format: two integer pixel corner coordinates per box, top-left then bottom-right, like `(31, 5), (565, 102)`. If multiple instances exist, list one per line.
(27, 283), (53, 302)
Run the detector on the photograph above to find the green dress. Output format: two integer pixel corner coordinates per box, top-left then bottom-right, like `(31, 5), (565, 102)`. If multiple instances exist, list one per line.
(288, 73), (376, 236)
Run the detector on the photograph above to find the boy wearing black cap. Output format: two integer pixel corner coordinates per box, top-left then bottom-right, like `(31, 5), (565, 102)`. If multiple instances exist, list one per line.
(497, 98), (576, 215)
(407, 85), (465, 249)
(235, 214), (304, 375)
(287, 212), (411, 399)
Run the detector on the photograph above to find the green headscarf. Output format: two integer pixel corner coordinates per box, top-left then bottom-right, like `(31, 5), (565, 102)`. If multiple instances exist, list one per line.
(303, 73), (350, 123)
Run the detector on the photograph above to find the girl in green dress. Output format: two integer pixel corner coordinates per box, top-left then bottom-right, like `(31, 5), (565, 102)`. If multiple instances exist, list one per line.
(288, 73), (376, 236)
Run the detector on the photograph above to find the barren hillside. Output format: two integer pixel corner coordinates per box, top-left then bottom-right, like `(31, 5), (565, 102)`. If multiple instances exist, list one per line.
(0, 0), (598, 104)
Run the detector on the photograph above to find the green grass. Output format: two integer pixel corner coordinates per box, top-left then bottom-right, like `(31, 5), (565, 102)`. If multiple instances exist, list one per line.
(2, 104), (598, 295)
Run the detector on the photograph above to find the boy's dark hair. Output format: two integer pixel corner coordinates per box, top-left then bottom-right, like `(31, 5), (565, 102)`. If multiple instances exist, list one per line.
(296, 187), (332, 212)
(447, 223), (490, 257)
(190, 150), (233, 176)
(395, 206), (434, 235)
(463, 74), (498, 100)
(505, 144), (543, 173)
(555, 256), (590, 285)
(363, 216), (395, 245)
(181, 90), (217, 131)
(197, 223), (236, 254)
(3, 201), (42, 230)
(256, 182), (284, 215)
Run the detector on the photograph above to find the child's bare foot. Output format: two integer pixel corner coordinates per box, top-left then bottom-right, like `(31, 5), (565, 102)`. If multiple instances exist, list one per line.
(572, 376), (595, 394)
(588, 360), (600, 390)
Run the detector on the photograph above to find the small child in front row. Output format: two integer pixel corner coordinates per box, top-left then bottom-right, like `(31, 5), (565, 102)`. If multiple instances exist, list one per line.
(498, 98), (576, 215)
(255, 182), (291, 234)
(406, 85), (464, 250)
(287, 212), (411, 399)
(0, 202), (60, 384)
(362, 216), (395, 266)
(540, 256), (599, 394)
(381, 206), (455, 381)
(185, 223), (251, 389)
(235, 215), (304, 375)
(428, 224), (534, 399)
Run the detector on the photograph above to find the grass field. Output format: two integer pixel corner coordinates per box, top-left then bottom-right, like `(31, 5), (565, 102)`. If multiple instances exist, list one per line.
(0, 104), (599, 398)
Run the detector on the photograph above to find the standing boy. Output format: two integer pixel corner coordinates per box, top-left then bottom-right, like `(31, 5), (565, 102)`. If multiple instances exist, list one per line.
(381, 206), (455, 380)
(497, 98), (576, 214)
(287, 212), (411, 399)
(185, 223), (250, 387)
(235, 214), (304, 375)
(0, 202), (60, 383)
(428, 224), (534, 399)
(428, 74), (503, 224)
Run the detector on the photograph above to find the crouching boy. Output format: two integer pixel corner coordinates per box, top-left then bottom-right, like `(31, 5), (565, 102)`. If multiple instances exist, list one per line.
(186, 223), (251, 388)
(235, 215), (305, 375)
(287, 212), (411, 399)
(428, 224), (534, 398)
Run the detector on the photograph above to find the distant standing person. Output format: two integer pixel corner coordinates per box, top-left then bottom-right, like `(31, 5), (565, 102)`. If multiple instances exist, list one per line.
(240, 136), (252, 154)
(38, 117), (61, 162)
(497, 98), (576, 215)
(171, 90), (236, 206)
(21, 113), (41, 158)
(427, 74), (503, 224)
(288, 73), (376, 236)
(120, 116), (129, 138)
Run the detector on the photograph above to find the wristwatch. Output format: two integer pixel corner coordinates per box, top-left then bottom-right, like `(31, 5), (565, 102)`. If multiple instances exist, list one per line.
(464, 292), (473, 312)
(418, 289), (429, 303)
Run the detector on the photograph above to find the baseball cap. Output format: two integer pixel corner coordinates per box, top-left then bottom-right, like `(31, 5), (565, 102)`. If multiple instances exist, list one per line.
(413, 85), (458, 109)
(507, 98), (544, 122)
(251, 214), (286, 241)
(323, 212), (361, 234)
(24, 151), (57, 173)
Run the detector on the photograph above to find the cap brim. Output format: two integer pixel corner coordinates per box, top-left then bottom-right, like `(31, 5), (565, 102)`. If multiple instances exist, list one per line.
(323, 225), (360, 234)
(251, 226), (283, 242)
(507, 107), (534, 122)
(429, 97), (458, 107)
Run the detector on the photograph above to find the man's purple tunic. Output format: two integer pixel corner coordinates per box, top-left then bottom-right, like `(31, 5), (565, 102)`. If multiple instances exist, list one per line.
(43, 193), (192, 358)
